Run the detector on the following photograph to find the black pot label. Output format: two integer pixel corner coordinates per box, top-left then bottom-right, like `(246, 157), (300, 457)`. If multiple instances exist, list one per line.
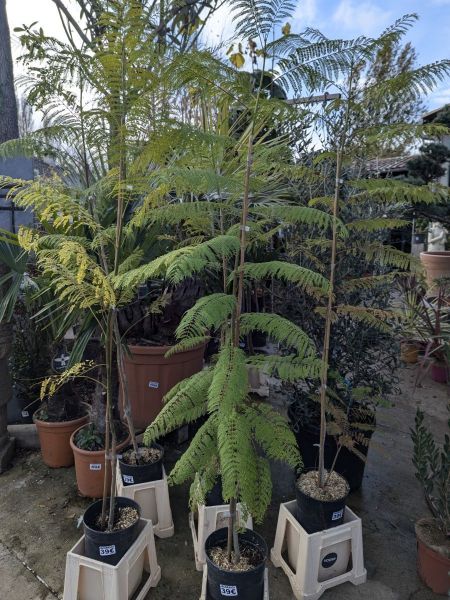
(220, 584), (238, 596)
(99, 544), (116, 557)
(148, 381), (160, 389)
(90, 463), (102, 471)
(331, 509), (343, 521)
(123, 474), (134, 484)
(322, 552), (338, 568)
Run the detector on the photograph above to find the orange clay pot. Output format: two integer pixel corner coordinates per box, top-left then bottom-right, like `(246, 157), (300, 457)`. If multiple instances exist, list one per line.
(34, 412), (88, 468)
(420, 251), (450, 289)
(70, 425), (130, 498)
(416, 520), (450, 595)
(120, 343), (205, 429)
(400, 342), (420, 364)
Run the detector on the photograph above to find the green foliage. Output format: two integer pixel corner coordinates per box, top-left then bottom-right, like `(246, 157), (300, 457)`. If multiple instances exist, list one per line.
(239, 260), (330, 298)
(175, 294), (236, 339)
(240, 312), (315, 357)
(143, 368), (213, 442)
(411, 407), (449, 536)
(207, 342), (248, 413)
(145, 337), (301, 522)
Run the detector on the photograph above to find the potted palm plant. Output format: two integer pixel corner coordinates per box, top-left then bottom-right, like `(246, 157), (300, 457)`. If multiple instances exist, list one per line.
(408, 283), (450, 384)
(411, 407), (449, 595)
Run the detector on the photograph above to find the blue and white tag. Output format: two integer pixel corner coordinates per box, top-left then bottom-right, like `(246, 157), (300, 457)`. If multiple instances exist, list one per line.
(148, 381), (160, 389)
(99, 545), (116, 557)
(123, 474), (134, 484)
(331, 509), (344, 521)
(89, 463), (102, 471)
(220, 584), (238, 597)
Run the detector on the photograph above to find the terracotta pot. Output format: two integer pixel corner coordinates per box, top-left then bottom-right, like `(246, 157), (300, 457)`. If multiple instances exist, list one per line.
(34, 412), (88, 468)
(121, 343), (205, 429)
(430, 363), (449, 384)
(416, 522), (450, 595)
(70, 425), (130, 498)
(400, 342), (420, 364)
(420, 251), (450, 288)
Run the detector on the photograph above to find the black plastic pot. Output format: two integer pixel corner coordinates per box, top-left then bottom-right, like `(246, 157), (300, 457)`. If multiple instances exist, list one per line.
(83, 497), (141, 565)
(288, 404), (375, 492)
(118, 443), (164, 486)
(295, 478), (349, 534)
(206, 479), (225, 506)
(205, 528), (267, 600)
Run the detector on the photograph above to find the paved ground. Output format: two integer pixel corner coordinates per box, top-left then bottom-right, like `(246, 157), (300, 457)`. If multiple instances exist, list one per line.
(0, 365), (447, 599)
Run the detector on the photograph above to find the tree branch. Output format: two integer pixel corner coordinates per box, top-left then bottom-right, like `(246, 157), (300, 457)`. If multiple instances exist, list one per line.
(50, 0), (91, 47)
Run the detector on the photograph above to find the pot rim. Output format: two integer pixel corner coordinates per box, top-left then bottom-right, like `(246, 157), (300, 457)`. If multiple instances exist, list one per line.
(70, 424), (130, 456)
(420, 251), (450, 257)
(296, 470), (350, 504)
(125, 341), (205, 355)
(118, 442), (164, 469)
(33, 411), (88, 428)
(205, 527), (267, 574)
(83, 497), (141, 537)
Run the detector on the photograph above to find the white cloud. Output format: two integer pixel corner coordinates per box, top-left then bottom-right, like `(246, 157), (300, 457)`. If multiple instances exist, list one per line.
(293, 0), (318, 25)
(332, 0), (392, 36)
(202, 3), (236, 48)
(429, 86), (450, 109)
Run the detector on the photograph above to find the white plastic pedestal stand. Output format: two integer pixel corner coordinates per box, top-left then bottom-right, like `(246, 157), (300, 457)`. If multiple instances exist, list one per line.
(200, 564), (269, 600)
(270, 501), (366, 600)
(63, 518), (161, 600)
(189, 503), (253, 571)
(116, 465), (174, 538)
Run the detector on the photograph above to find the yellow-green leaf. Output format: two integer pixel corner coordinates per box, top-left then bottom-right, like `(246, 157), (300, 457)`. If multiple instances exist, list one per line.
(230, 52), (245, 69)
(282, 22), (291, 35)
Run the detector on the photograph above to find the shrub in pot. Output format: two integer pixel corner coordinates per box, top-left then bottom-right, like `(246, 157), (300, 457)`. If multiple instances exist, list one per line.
(407, 283), (450, 385)
(289, 392), (376, 492)
(34, 382), (88, 468)
(71, 420), (131, 498)
(411, 408), (449, 595)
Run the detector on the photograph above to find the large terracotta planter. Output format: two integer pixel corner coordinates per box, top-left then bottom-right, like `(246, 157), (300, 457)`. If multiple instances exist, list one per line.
(34, 412), (88, 468)
(70, 425), (130, 498)
(121, 343), (205, 429)
(400, 342), (420, 364)
(416, 519), (450, 595)
(430, 363), (449, 384)
(420, 251), (450, 288)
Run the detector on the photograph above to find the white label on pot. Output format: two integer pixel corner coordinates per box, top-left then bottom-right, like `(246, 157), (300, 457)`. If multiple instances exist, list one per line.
(148, 381), (159, 389)
(220, 584), (238, 596)
(90, 463), (102, 471)
(123, 474), (134, 484)
(332, 509), (343, 521)
(21, 410), (29, 418)
(99, 545), (116, 557)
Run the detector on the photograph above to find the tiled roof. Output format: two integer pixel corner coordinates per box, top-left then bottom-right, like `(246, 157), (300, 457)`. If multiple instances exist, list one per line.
(365, 155), (411, 175)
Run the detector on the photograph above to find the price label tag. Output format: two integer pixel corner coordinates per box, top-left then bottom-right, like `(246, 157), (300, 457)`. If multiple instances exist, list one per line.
(148, 381), (160, 389)
(220, 584), (238, 597)
(21, 410), (29, 418)
(331, 509), (343, 521)
(99, 545), (116, 557)
(90, 464), (102, 471)
(123, 474), (134, 484)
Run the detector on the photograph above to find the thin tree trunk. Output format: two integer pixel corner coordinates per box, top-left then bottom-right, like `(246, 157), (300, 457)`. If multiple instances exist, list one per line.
(0, 0), (19, 143)
(0, 300), (13, 473)
(0, 2), (18, 472)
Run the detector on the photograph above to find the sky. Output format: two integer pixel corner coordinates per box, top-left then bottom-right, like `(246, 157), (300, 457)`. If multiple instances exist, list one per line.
(6, 0), (450, 110)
